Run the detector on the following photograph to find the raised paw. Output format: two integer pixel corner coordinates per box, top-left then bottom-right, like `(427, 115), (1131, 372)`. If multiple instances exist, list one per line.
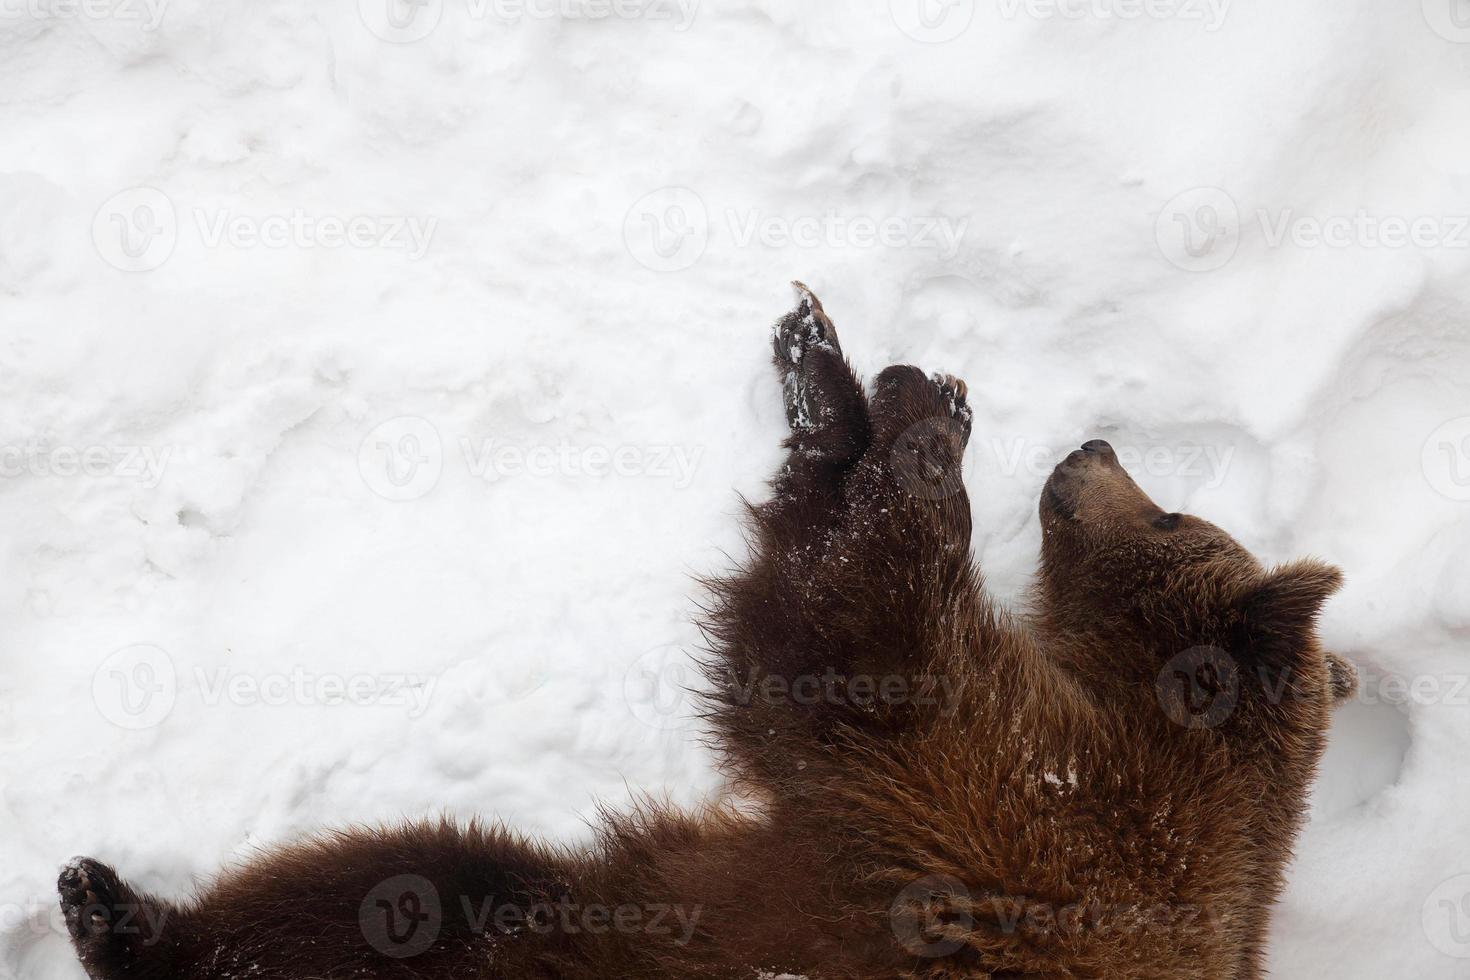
(773, 280), (842, 371)
(59, 858), (167, 976)
(770, 283), (868, 457)
(865, 366), (974, 504)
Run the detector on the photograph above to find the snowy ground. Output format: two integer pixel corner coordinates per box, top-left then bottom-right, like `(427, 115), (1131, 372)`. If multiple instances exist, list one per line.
(3, 0), (1470, 976)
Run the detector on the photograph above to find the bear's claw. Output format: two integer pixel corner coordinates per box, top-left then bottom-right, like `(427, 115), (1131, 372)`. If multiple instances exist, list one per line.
(932, 372), (974, 435)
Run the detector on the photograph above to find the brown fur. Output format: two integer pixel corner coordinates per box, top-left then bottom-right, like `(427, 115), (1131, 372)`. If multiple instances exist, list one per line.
(59, 285), (1351, 979)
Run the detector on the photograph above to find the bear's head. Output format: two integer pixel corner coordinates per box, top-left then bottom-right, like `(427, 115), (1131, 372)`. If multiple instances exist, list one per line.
(1037, 440), (1342, 687)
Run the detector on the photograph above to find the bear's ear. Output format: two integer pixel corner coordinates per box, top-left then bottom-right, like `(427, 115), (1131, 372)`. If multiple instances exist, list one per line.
(1234, 559), (1343, 662)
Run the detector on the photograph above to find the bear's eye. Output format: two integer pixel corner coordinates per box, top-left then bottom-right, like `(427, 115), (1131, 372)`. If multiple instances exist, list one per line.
(1152, 512), (1182, 531)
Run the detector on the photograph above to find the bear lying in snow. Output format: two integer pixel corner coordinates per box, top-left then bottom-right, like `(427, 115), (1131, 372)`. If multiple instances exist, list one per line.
(60, 285), (1356, 979)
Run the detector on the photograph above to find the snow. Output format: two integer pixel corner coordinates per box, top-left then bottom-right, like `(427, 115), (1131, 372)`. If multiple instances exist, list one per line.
(2, 1), (1469, 976)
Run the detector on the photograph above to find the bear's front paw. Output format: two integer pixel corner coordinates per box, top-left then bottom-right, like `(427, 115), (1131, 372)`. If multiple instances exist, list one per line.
(774, 281), (841, 368)
(59, 857), (159, 976)
(59, 858), (121, 942)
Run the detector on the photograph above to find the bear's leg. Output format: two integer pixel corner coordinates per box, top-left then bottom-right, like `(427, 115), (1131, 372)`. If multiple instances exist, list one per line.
(59, 821), (591, 980)
(766, 282), (870, 525)
(702, 356), (980, 781)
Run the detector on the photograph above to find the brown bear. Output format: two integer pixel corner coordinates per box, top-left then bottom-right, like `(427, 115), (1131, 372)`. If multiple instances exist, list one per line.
(58, 285), (1354, 979)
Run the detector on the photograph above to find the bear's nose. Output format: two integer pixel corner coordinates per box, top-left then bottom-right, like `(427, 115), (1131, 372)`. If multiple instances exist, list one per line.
(1080, 439), (1114, 455)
